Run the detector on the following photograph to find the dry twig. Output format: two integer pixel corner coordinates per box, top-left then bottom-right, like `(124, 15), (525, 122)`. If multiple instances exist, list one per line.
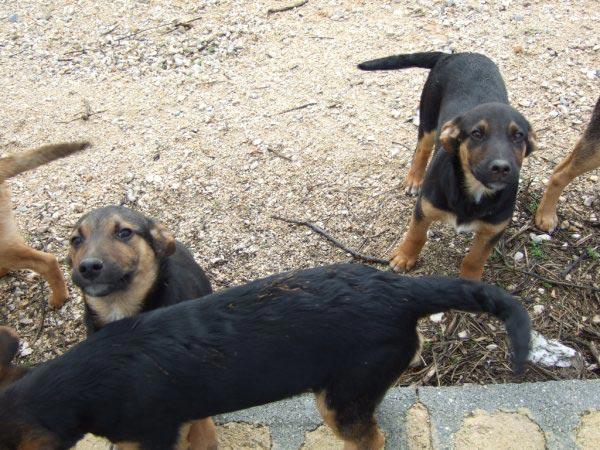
(267, 0), (309, 15)
(271, 215), (388, 265)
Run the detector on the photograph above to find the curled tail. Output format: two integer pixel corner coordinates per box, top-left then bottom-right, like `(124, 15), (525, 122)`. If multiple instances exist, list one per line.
(0, 141), (90, 182)
(357, 51), (447, 71)
(406, 278), (531, 373)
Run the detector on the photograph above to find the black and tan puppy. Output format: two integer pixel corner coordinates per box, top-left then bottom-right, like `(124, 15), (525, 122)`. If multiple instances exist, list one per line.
(68, 205), (216, 449)
(359, 52), (537, 280)
(0, 264), (530, 450)
(536, 95), (600, 232)
(68, 206), (212, 334)
(0, 142), (89, 308)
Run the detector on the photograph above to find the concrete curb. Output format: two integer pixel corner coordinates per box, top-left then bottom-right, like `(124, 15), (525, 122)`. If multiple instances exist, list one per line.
(75, 379), (600, 449)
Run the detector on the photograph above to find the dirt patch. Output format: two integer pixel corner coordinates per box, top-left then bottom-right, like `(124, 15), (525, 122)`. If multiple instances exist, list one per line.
(301, 424), (343, 450)
(217, 422), (271, 449)
(575, 410), (600, 449)
(406, 403), (432, 450)
(0, 0), (597, 389)
(454, 409), (545, 450)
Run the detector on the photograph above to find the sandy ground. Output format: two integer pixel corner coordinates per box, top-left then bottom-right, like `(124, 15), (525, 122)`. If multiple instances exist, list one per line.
(0, 0), (598, 386)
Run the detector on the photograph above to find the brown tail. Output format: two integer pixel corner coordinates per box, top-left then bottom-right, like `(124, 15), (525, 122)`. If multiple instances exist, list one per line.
(0, 141), (90, 182)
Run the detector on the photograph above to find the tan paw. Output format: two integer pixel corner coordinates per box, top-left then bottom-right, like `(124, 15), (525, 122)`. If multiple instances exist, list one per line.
(404, 171), (423, 196)
(390, 250), (418, 272)
(535, 208), (558, 233)
(49, 285), (69, 309)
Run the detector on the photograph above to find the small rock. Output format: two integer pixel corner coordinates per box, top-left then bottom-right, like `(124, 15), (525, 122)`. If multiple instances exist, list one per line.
(592, 315), (600, 324)
(430, 312), (444, 323)
(530, 233), (551, 243)
(583, 196), (594, 207)
(389, 147), (400, 158)
(486, 344), (498, 351)
(513, 251), (524, 262)
(458, 330), (469, 339)
(8, 14), (18, 23)
(533, 304), (545, 315)
(391, 109), (402, 119)
(572, 233), (581, 239)
(512, 13), (524, 21)
(560, 220), (570, 229)
(124, 172), (135, 183)
(537, 288), (545, 295)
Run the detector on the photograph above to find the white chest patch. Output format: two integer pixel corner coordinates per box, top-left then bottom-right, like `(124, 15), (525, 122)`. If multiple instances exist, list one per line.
(445, 216), (479, 234)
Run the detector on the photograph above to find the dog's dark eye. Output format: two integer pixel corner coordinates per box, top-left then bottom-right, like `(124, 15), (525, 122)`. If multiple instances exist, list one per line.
(471, 129), (484, 140)
(70, 236), (83, 247)
(117, 228), (133, 240)
(513, 131), (525, 143)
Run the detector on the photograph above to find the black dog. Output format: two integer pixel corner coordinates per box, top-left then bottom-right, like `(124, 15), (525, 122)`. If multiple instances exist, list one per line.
(359, 52), (537, 280)
(0, 264), (530, 449)
(68, 206), (212, 334)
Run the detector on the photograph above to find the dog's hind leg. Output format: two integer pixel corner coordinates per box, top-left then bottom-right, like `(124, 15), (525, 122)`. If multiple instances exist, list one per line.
(188, 418), (218, 450)
(315, 391), (384, 450)
(1, 243), (68, 309)
(405, 130), (435, 195)
(536, 136), (600, 232)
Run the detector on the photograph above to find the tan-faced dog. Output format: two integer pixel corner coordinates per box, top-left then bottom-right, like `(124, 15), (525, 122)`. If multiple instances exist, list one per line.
(68, 205), (217, 449)
(536, 95), (600, 232)
(0, 142), (89, 308)
(359, 52), (537, 280)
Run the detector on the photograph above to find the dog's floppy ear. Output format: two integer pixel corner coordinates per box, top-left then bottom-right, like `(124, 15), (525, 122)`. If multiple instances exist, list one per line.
(439, 119), (462, 153)
(525, 127), (538, 156)
(149, 221), (176, 258)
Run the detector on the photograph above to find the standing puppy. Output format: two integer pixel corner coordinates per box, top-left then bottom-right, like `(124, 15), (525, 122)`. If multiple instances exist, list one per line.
(536, 95), (600, 231)
(68, 205), (217, 449)
(0, 142), (89, 308)
(359, 52), (537, 280)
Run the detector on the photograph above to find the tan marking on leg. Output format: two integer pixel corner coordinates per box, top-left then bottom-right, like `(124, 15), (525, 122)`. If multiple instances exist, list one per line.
(459, 219), (510, 281)
(114, 444), (141, 450)
(315, 392), (385, 450)
(409, 330), (424, 368)
(405, 131), (435, 195)
(0, 242), (68, 308)
(536, 137), (600, 232)
(0, 267), (8, 278)
(390, 199), (449, 272)
(174, 422), (192, 450)
(188, 418), (218, 450)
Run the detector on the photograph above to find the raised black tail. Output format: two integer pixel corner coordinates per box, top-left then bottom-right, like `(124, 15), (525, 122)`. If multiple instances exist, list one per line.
(358, 51), (446, 71)
(405, 277), (531, 373)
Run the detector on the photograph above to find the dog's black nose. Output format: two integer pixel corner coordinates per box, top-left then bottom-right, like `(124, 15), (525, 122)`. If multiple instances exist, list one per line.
(79, 258), (104, 280)
(489, 159), (511, 178)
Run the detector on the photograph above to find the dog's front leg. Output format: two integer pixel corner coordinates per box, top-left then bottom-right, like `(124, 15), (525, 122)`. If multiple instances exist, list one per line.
(459, 220), (509, 280)
(390, 198), (444, 272)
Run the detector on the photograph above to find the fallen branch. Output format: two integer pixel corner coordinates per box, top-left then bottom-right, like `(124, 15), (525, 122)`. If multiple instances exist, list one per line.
(271, 215), (388, 265)
(267, 0), (309, 15)
(498, 266), (599, 292)
(560, 246), (596, 278)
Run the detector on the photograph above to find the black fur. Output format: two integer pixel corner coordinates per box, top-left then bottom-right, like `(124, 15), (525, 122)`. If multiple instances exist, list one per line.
(0, 264), (530, 449)
(358, 51), (535, 226)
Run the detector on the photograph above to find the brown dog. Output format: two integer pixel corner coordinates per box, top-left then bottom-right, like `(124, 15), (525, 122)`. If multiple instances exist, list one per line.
(0, 142), (89, 308)
(536, 95), (600, 232)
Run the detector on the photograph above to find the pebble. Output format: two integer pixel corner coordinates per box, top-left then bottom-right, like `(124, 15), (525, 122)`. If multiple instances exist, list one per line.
(583, 196), (594, 207)
(458, 330), (469, 339)
(513, 251), (524, 262)
(430, 313), (444, 323)
(486, 344), (498, 351)
(530, 233), (551, 243)
(533, 305), (545, 315)
(593, 315), (600, 324)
